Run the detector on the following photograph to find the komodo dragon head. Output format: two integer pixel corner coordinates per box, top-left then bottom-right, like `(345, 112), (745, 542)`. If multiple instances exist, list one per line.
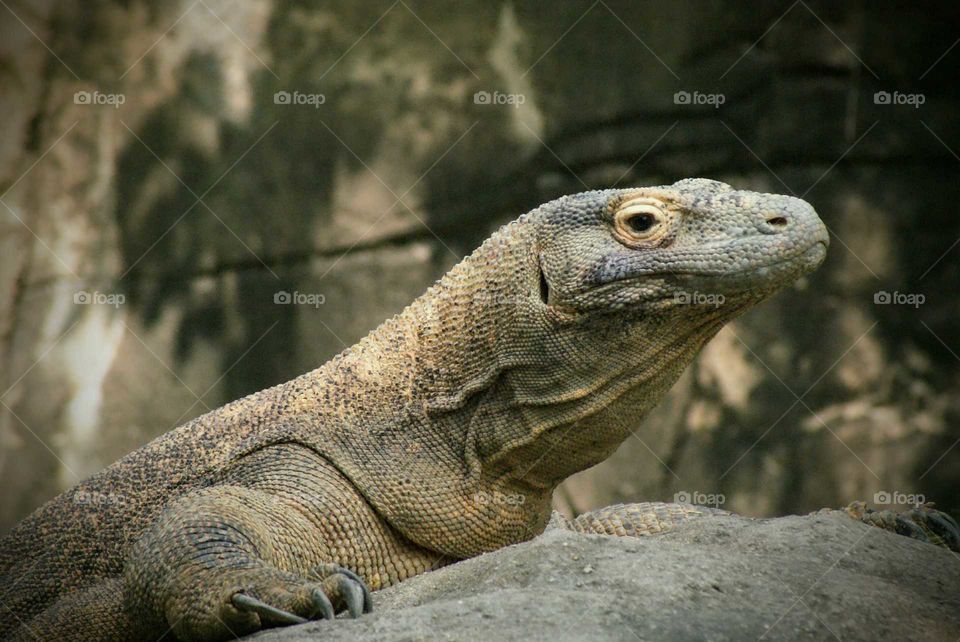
(533, 177), (829, 316)
(324, 178), (829, 554)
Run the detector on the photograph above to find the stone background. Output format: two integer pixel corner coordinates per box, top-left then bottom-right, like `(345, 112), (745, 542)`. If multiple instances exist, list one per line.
(1, 0), (958, 532)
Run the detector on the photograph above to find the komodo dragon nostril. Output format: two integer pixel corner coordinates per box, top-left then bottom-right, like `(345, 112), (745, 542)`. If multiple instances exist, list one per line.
(766, 215), (788, 227)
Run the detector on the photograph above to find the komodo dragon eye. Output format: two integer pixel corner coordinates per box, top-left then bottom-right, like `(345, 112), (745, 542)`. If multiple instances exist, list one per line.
(612, 197), (670, 245)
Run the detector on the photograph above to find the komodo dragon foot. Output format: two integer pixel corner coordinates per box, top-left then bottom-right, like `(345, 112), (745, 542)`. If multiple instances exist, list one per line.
(146, 561), (373, 640)
(838, 501), (960, 551)
(230, 564), (373, 626)
(124, 481), (378, 641)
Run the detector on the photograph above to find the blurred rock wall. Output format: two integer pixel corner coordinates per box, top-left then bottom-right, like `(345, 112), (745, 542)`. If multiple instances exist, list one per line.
(1, 0), (958, 531)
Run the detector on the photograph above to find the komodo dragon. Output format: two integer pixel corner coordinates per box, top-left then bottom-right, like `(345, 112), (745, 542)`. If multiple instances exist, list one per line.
(2, 179), (957, 642)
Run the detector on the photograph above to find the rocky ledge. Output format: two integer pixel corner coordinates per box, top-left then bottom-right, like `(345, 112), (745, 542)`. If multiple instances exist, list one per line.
(249, 511), (960, 641)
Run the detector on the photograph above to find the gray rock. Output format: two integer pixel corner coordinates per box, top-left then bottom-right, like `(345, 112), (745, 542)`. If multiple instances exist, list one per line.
(249, 512), (960, 641)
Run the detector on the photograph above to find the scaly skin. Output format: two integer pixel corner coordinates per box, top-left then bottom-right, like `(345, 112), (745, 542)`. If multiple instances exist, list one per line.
(1, 179), (955, 641)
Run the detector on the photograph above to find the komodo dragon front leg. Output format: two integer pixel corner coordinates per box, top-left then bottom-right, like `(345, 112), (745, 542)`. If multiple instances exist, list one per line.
(123, 443), (443, 641)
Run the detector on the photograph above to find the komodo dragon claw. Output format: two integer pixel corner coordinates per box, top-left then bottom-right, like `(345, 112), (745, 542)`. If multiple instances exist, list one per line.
(845, 501), (960, 551)
(308, 564), (374, 616)
(230, 564), (372, 627)
(231, 593), (312, 625)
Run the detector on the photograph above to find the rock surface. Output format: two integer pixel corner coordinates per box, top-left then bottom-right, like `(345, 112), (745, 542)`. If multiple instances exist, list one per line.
(249, 513), (960, 642)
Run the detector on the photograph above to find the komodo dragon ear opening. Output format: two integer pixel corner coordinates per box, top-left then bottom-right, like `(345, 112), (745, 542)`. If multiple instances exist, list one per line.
(538, 259), (550, 304)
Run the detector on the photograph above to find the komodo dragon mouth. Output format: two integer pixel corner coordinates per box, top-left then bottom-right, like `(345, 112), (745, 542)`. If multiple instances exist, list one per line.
(579, 238), (828, 301)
